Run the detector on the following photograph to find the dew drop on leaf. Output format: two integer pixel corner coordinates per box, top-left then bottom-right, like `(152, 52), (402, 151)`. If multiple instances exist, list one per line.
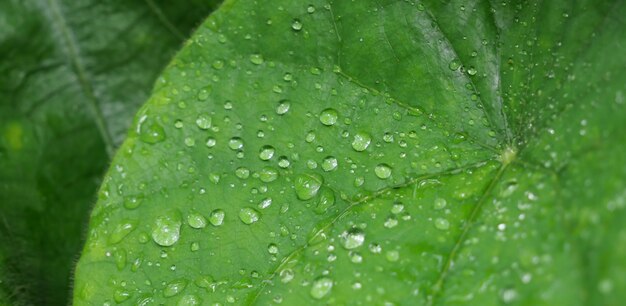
(374, 163), (392, 179)
(187, 212), (207, 229)
(195, 113), (212, 130)
(295, 173), (323, 200)
(321, 156), (338, 172)
(163, 278), (188, 297)
(228, 137), (244, 150)
(209, 209), (225, 226)
(319, 108), (338, 126)
(275, 100), (290, 115)
(351, 132), (371, 151)
(239, 207), (260, 224)
(152, 210), (182, 247)
(341, 228), (365, 249)
(434, 218), (450, 230)
(291, 19), (303, 31)
(259, 145), (275, 160)
(310, 277), (333, 299)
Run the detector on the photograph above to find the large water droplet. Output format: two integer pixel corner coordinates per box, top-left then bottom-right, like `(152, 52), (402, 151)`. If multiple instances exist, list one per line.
(340, 228), (365, 249)
(152, 210), (182, 246)
(239, 208), (260, 225)
(295, 173), (323, 200)
(187, 212), (207, 229)
(351, 132), (371, 151)
(319, 108), (338, 126)
(310, 277), (333, 299)
(314, 188), (335, 214)
(195, 113), (212, 130)
(138, 116), (166, 144)
(259, 145), (275, 160)
(209, 209), (225, 226)
(374, 163), (392, 179)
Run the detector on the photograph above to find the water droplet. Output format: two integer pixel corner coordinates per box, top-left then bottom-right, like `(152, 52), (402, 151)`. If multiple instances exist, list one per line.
(315, 188), (335, 214)
(152, 210), (182, 246)
(351, 132), (371, 151)
(177, 295), (201, 306)
(187, 212), (207, 229)
(259, 145), (275, 160)
(310, 277), (333, 299)
(138, 116), (166, 144)
(291, 19), (303, 31)
(319, 108), (338, 126)
(259, 167), (278, 182)
(386, 250), (400, 262)
(391, 203), (404, 214)
(384, 216), (398, 228)
(467, 67), (478, 75)
(205, 137), (216, 148)
(276, 100), (290, 115)
(374, 164), (392, 179)
(163, 279), (188, 297)
(434, 198), (447, 210)
(448, 59), (461, 71)
(235, 167), (250, 179)
(434, 218), (450, 230)
(278, 156), (291, 168)
(197, 87), (211, 101)
(195, 113), (212, 130)
(108, 220), (137, 244)
(341, 228), (365, 249)
(228, 137), (244, 150)
(280, 269), (294, 283)
(190, 242), (200, 252)
(209, 209), (225, 226)
(307, 5), (316, 13)
(321, 156), (338, 172)
(267, 243), (279, 255)
(295, 173), (323, 200)
(250, 54), (264, 65)
(239, 208), (260, 225)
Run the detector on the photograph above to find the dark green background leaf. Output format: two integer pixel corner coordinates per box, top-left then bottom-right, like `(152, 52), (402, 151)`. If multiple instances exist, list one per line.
(0, 0), (221, 305)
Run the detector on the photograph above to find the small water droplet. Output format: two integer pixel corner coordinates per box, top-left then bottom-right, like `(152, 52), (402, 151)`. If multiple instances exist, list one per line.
(434, 218), (450, 230)
(205, 137), (216, 148)
(434, 198), (447, 210)
(448, 59), (461, 71)
(321, 156), (338, 172)
(235, 167), (250, 179)
(228, 137), (244, 150)
(307, 5), (316, 13)
(138, 116), (166, 144)
(319, 108), (338, 126)
(250, 54), (264, 65)
(163, 279), (188, 297)
(467, 67), (478, 75)
(259, 167), (278, 182)
(310, 277), (333, 299)
(276, 100), (290, 115)
(108, 220), (137, 244)
(341, 228), (365, 249)
(239, 208), (260, 224)
(187, 212), (207, 229)
(351, 132), (371, 151)
(267, 243), (279, 255)
(291, 19), (303, 31)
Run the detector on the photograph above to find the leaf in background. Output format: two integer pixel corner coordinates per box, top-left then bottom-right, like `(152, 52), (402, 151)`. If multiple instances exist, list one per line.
(0, 0), (221, 304)
(74, 0), (626, 305)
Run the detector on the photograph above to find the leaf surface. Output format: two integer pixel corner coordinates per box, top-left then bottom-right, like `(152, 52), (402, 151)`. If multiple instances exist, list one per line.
(0, 0), (220, 304)
(74, 0), (626, 305)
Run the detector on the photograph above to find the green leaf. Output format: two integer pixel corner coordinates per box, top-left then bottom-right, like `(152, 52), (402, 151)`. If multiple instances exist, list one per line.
(74, 0), (626, 305)
(0, 0), (221, 304)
